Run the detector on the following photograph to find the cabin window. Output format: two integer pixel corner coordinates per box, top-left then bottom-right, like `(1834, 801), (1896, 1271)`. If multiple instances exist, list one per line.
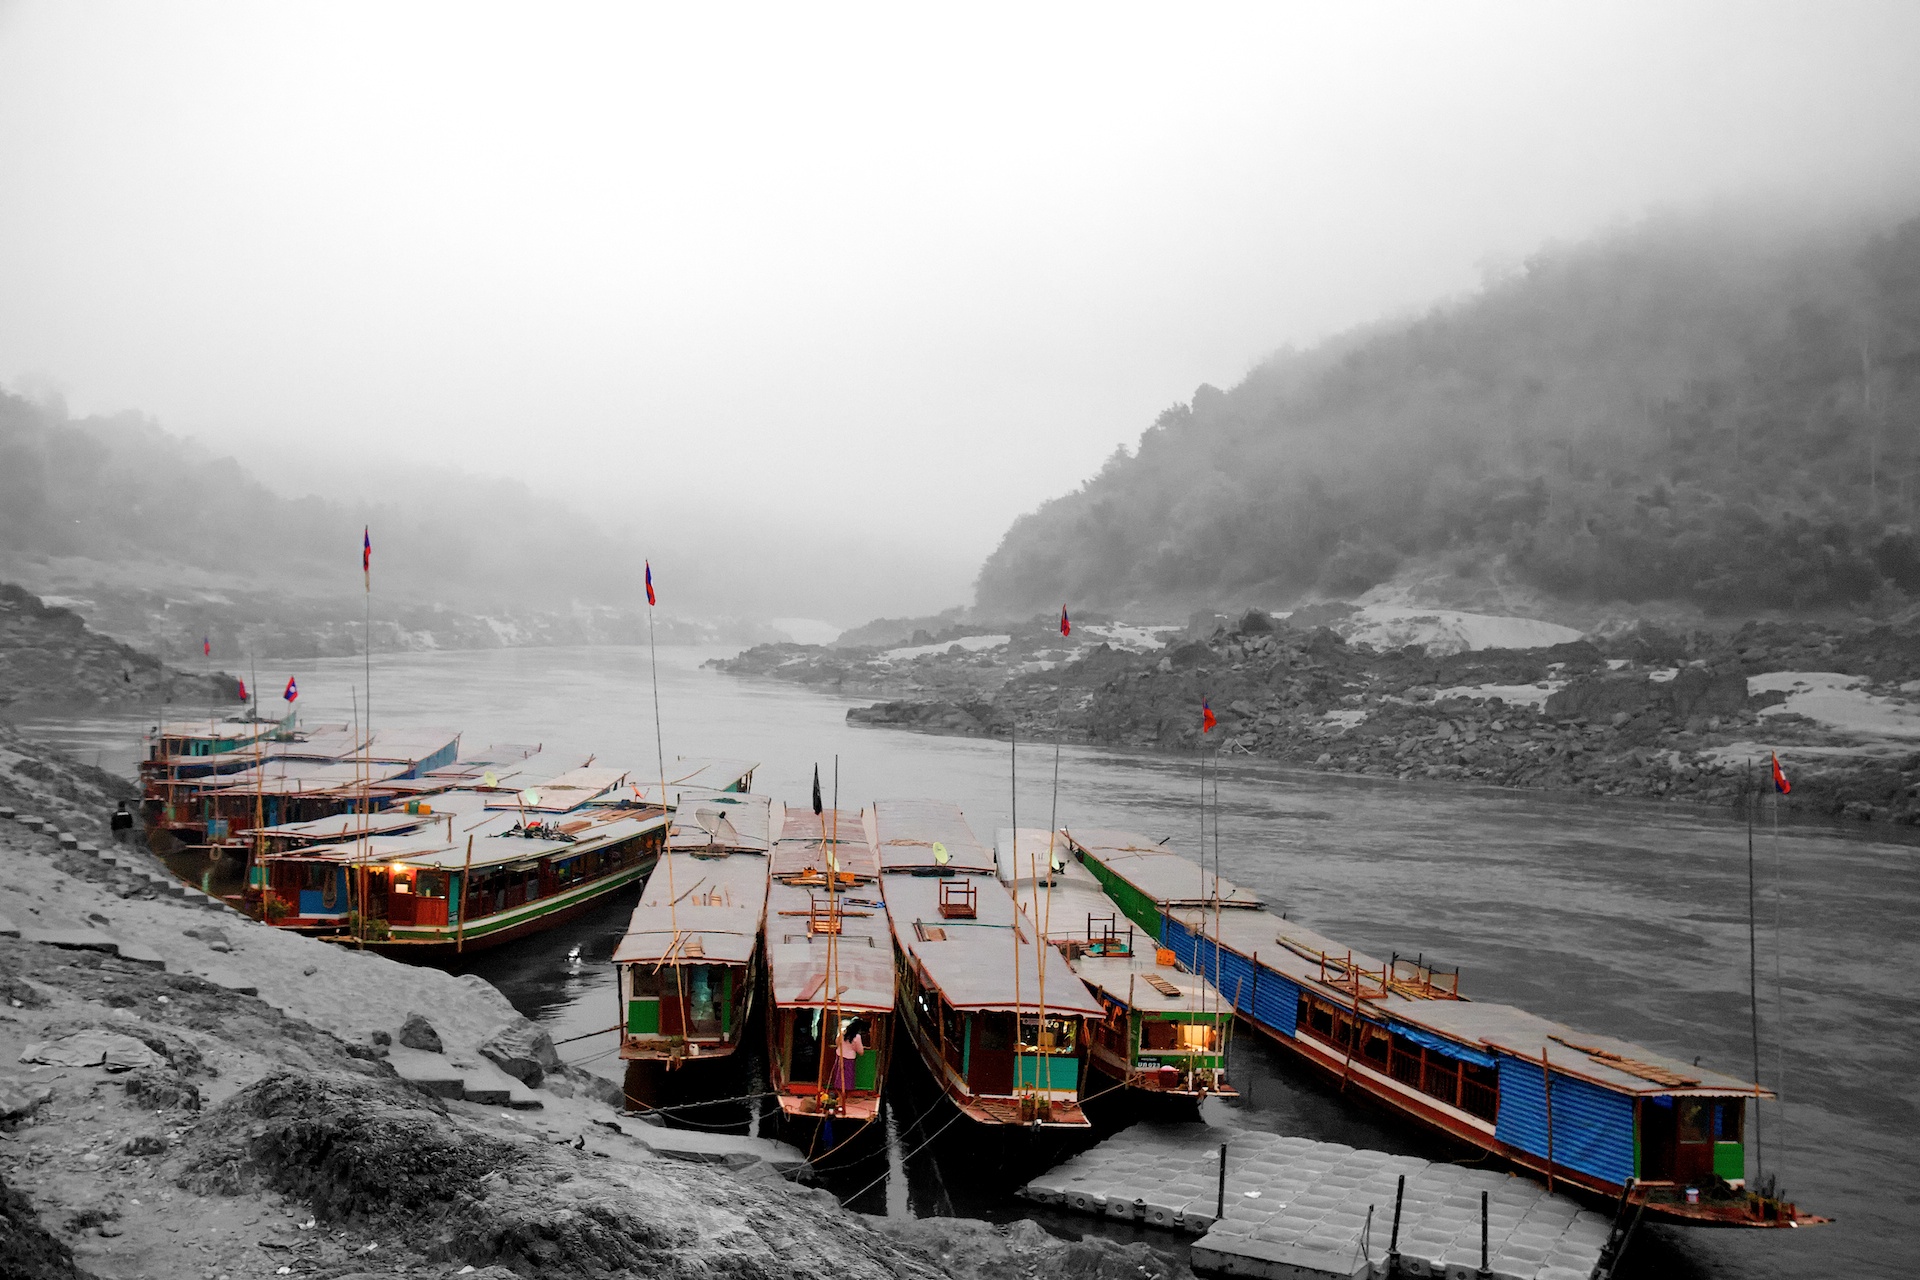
(415, 871), (446, 899)
(1019, 1015), (1077, 1053)
(1176, 1023), (1217, 1053)
(1679, 1098), (1742, 1145)
(1143, 1020), (1178, 1051)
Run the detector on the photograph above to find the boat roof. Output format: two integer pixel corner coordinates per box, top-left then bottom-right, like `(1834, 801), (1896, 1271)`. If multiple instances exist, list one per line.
(362, 727), (461, 765)
(483, 765), (630, 811)
(1065, 828), (1265, 909)
(874, 799), (996, 874)
(995, 827), (1097, 890)
(265, 805), (667, 872)
(770, 807), (879, 880)
(1167, 903), (1768, 1098)
(624, 757), (759, 805)
(204, 760), (414, 796)
(154, 718), (278, 743)
(247, 810), (435, 844)
(763, 879), (893, 1013)
(1000, 869), (1228, 1014)
(421, 746), (543, 784)
(611, 850), (770, 966)
(883, 870), (1103, 1016)
(667, 792), (775, 853)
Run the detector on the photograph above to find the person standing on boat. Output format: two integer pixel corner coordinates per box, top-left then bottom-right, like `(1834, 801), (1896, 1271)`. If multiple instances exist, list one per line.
(110, 800), (134, 846)
(835, 1018), (866, 1094)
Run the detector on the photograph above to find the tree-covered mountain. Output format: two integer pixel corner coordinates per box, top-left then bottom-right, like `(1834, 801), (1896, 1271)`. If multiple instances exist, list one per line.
(976, 208), (1920, 619)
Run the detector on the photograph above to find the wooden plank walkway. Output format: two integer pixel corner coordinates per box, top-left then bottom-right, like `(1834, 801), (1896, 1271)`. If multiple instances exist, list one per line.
(1020, 1120), (1610, 1280)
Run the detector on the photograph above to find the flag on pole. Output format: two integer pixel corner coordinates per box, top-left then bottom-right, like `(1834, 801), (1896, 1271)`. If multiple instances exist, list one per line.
(1060, 606), (1071, 637)
(1771, 752), (1791, 795)
(812, 764), (823, 816)
(283, 676), (299, 703)
(202, 636), (211, 657)
(362, 527), (372, 588)
(1201, 699), (1216, 733)
(236, 679), (248, 702)
(645, 560), (656, 606)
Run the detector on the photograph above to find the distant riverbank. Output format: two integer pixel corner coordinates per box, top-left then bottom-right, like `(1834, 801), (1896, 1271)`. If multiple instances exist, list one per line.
(714, 612), (1920, 827)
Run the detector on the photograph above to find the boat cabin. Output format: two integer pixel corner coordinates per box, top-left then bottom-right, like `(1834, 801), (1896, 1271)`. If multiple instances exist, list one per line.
(614, 793), (772, 1065)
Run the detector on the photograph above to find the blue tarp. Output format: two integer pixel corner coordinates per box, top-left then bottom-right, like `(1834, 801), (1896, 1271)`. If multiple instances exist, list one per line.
(1387, 1019), (1497, 1068)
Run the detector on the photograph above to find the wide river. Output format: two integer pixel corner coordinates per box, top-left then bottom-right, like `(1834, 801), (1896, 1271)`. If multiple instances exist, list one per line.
(20, 645), (1915, 1278)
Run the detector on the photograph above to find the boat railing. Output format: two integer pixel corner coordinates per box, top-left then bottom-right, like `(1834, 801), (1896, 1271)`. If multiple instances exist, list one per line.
(937, 879), (978, 919)
(1388, 953), (1463, 1000)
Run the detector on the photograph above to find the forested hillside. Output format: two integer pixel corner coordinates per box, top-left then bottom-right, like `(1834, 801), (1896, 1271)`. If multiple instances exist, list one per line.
(976, 209), (1920, 618)
(0, 394), (767, 655)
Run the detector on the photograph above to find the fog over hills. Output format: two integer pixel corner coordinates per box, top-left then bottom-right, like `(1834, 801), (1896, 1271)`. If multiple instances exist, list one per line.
(976, 207), (1920, 624)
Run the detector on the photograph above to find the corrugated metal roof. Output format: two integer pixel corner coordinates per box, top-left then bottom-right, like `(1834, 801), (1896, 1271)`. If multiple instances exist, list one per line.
(995, 827), (1098, 890)
(623, 757), (759, 805)
(267, 808), (666, 871)
(205, 760), (411, 795)
(612, 850), (769, 964)
(995, 853), (1228, 1015)
(883, 871), (1103, 1016)
(771, 807), (879, 880)
(485, 766), (630, 811)
(763, 879), (893, 1011)
(1065, 829), (1264, 909)
(362, 728), (462, 765)
(873, 799), (996, 873)
(668, 793), (774, 853)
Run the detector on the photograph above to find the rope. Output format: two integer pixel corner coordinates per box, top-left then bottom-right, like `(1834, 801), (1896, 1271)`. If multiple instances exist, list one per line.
(553, 1024), (620, 1047)
(843, 1108), (966, 1204)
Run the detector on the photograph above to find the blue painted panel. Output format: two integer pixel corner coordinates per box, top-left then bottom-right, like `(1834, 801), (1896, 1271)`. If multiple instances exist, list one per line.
(1250, 965), (1300, 1038)
(397, 735), (461, 780)
(1494, 1054), (1635, 1188)
(1388, 1019), (1498, 1068)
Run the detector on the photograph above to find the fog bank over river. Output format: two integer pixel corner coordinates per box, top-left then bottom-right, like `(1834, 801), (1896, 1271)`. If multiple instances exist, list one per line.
(14, 644), (1914, 1279)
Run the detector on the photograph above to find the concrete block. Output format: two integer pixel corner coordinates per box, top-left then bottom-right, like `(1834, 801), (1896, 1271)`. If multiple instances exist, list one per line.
(57, 833), (78, 849)
(0, 806), (14, 819)
(0, 915), (18, 938)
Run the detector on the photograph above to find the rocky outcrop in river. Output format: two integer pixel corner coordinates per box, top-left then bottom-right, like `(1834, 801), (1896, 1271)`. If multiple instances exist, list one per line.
(735, 612), (1920, 825)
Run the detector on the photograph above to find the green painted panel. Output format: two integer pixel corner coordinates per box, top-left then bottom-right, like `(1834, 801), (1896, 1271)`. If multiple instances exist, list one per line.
(722, 969), (733, 1036)
(854, 1049), (879, 1092)
(1015, 1055), (1079, 1092)
(627, 998), (660, 1035)
(1713, 1141), (1745, 1182)
(1081, 853), (1163, 936)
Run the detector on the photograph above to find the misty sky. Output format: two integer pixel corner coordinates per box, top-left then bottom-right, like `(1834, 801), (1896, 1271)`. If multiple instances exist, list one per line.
(4, 2), (1920, 622)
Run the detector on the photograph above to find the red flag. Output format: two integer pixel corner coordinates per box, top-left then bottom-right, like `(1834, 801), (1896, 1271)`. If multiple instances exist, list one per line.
(645, 560), (656, 606)
(1771, 753), (1791, 795)
(363, 526), (372, 587)
(283, 676), (299, 703)
(1201, 699), (1216, 733)
(202, 636), (211, 657)
(236, 679), (249, 702)
(1060, 606), (1071, 637)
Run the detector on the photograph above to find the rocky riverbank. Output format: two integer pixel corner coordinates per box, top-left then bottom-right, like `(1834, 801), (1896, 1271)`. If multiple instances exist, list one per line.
(0, 584), (238, 710)
(724, 612), (1920, 826)
(0, 726), (1188, 1280)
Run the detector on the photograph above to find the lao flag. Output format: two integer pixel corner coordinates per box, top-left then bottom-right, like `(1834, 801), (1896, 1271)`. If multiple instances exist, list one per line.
(1201, 699), (1216, 733)
(202, 636), (211, 657)
(645, 560), (656, 606)
(236, 679), (249, 702)
(362, 527), (372, 585)
(1771, 753), (1791, 795)
(1060, 606), (1071, 637)
(283, 676), (299, 703)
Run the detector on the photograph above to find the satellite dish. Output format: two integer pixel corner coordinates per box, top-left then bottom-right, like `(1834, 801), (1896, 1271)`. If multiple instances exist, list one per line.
(520, 788), (542, 807)
(482, 772), (498, 788)
(932, 841), (950, 865)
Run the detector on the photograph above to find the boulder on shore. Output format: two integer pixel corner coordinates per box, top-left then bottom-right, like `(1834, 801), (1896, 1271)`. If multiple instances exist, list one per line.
(398, 1012), (443, 1053)
(479, 1016), (562, 1087)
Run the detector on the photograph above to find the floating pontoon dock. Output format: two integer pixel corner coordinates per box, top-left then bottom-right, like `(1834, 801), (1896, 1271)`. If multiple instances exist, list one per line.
(1023, 1120), (1612, 1280)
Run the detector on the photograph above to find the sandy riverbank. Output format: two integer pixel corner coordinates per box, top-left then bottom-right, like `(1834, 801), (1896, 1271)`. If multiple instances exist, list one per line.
(0, 727), (1188, 1280)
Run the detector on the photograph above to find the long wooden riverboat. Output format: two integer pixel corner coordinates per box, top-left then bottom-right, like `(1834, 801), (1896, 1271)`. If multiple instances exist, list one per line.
(613, 790), (772, 1068)
(763, 806), (893, 1131)
(994, 827), (1235, 1102)
(875, 799), (1104, 1129)
(251, 766), (664, 957)
(1065, 828), (1827, 1228)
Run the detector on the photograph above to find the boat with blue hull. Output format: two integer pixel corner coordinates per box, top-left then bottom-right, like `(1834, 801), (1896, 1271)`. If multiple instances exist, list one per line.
(1064, 828), (1826, 1229)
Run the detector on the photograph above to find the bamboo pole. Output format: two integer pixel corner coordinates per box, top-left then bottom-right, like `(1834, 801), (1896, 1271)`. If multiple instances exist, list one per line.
(456, 834), (474, 952)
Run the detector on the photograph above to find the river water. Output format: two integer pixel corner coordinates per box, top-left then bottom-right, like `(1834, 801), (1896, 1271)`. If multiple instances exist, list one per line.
(15, 644), (1915, 1279)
